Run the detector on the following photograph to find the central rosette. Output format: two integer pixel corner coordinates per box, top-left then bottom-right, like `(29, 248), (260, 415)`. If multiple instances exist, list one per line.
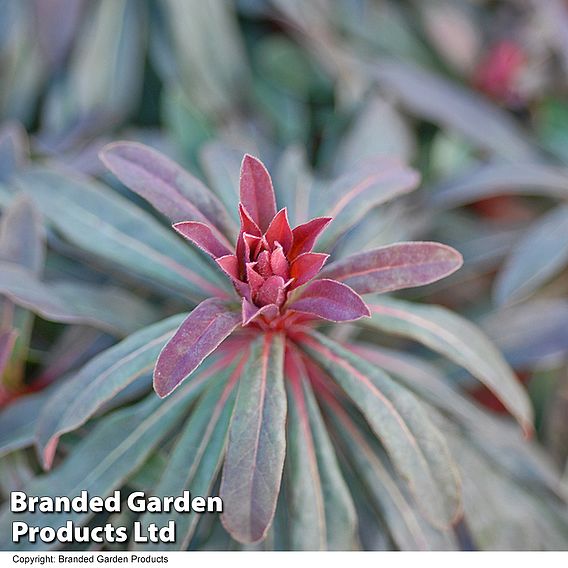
(172, 154), (369, 328)
(223, 203), (331, 323)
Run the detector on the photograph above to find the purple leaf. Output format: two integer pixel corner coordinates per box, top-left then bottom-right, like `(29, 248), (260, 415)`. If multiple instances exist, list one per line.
(288, 279), (370, 322)
(173, 221), (233, 259)
(242, 299), (279, 326)
(320, 242), (463, 295)
(239, 154), (277, 232)
(153, 299), (241, 398)
(100, 142), (236, 238)
(220, 333), (286, 543)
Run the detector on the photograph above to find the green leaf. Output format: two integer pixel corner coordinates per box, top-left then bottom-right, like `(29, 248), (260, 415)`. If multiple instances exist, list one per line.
(363, 298), (533, 434)
(133, 363), (240, 550)
(285, 351), (357, 550)
(35, 314), (187, 469)
(0, 195), (45, 389)
(495, 205), (568, 305)
(0, 390), (51, 457)
(431, 162), (568, 208)
(15, 167), (228, 300)
(220, 333), (287, 544)
(369, 60), (535, 160)
(301, 331), (462, 529)
(325, 399), (458, 550)
(52, 0), (145, 131)
(162, 0), (248, 116)
(0, 379), (207, 551)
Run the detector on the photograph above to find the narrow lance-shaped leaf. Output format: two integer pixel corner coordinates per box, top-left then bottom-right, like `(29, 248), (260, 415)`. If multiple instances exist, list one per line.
(0, 263), (156, 336)
(362, 297), (533, 435)
(173, 221), (233, 259)
(0, 122), (28, 182)
(301, 331), (462, 529)
(288, 279), (370, 322)
(368, 59), (535, 160)
(0, 195), (44, 273)
(154, 298), (241, 398)
(494, 205), (568, 305)
(100, 141), (236, 239)
(0, 390), (52, 457)
(134, 359), (243, 551)
(320, 242), (463, 295)
(0, 195), (45, 389)
(315, 158), (420, 249)
(15, 167), (227, 300)
(239, 154), (277, 232)
(285, 350), (327, 550)
(431, 162), (568, 208)
(323, 395), (458, 551)
(285, 348), (357, 550)
(220, 333), (287, 543)
(35, 313), (187, 469)
(0, 379), (207, 552)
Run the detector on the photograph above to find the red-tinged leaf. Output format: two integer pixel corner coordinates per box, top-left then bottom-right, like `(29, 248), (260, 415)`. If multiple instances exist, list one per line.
(173, 221), (233, 259)
(363, 297), (534, 435)
(153, 299), (241, 398)
(301, 332), (462, 529)
(288, 279), (370, 322)
(290, 252), (329, 289)
(320, 242), (463, 295)
(270, 244), (289, 278)
(285, 347), (358, 550)
(257, 275), (286, 307)
(0, 330), (17, 378)
(242, 299), (279, 326)
(217, 258), (249, 299)
(318, 159), (420, 248)
(290, 217), (332, 259)
(246, 264), (265, 295)
(100, 142), (236, 238)
(239, 154), (277, 232)
(220, 333), (287, 543)
(265, 208), (293, 253)
(238, 203), (262, 236)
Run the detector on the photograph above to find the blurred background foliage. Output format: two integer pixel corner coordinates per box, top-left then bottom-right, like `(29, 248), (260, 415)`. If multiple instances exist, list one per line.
(0, 0), (568, 550)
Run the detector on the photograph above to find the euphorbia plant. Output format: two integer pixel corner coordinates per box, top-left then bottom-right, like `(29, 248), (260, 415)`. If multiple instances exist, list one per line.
(1, 142), (538, 552)
(97, 142), (529, 547)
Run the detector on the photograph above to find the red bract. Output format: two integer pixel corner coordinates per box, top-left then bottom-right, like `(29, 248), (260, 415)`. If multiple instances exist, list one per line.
(174, 155), (368, 331)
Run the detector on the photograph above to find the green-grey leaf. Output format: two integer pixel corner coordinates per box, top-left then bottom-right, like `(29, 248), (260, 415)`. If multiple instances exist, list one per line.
(286, 365), (357, 550)
(494, 205), (568, 305)
(0, 379), (206, 551)
(302, 331), (461, 529)
(35, 314), (187, 469)
(15, 167), (228, 300)
(363, 297), (533, 434)
(133, 366), (238, 551)
(326, 401), (458, 550)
